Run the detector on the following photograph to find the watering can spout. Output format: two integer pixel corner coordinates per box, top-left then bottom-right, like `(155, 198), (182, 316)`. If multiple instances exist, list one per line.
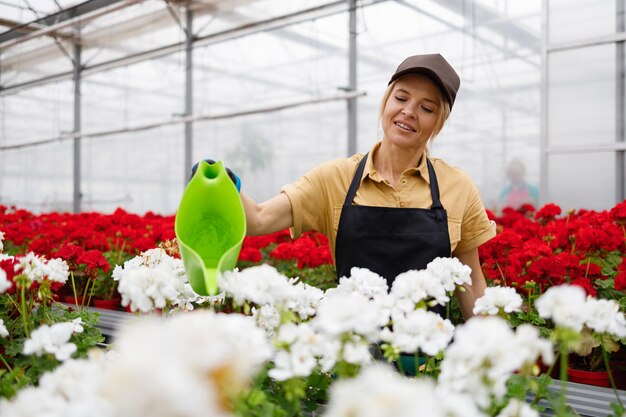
(175, 160), (246, 296)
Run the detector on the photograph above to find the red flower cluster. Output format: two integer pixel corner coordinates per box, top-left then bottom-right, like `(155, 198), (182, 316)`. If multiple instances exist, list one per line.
(480, 201), (626, 298)
(269, 232), (333, 269)
(0, 206), (176, 294)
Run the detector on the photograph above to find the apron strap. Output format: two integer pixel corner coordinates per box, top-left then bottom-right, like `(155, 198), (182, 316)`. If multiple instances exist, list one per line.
(343, 153), (369, 206)
(426, 158), (442, 209)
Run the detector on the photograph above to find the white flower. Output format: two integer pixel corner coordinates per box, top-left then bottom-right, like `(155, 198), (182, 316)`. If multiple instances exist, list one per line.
(585, 297), (626, 338)
(0, 319), (8, 338)
(0, 355), (114, 417)
(514, 324), (554, 367)
(287, 281), (324, 319)
(427, 257), (472, 291)
(11, 253), (69, 284)
(14, 252), (48, 283)
(269, 323), (319, 380)
(473, 286), (523, 316)
(117, 265), (182, 313)
(114, 248), (192, 313)
(381, 309), (454, 356)
(535, 285), (589, 331)
(43, 258), (69, 284)
(496, 399), (539, 417)
(438, 316), (551, 408)
(252, 304), (281, 336)
(102, 310), (271, 417)
(0, 268), (11, 294)
(323, 364), (451, 417)
(70, 318), (84, 334)
(390, 269), (449, 315)
(219, 264), (295, 306)
(341, 336), (372, 366)
(23, 322), (80, 361)
(313, 291), (389, 342)
(333, 267), (389, 299)
(0, 253), (13, 262)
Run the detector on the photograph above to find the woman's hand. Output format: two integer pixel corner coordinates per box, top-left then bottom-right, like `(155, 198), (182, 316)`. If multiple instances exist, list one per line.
(454, 247), (487, 320)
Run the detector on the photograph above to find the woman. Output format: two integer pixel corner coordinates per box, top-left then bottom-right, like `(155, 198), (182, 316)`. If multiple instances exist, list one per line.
(239, 54), (495, 320)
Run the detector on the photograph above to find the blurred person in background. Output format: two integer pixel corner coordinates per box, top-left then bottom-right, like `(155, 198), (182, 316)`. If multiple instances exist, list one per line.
(201, 54), (496, 320)
(498, 159), (539, 211)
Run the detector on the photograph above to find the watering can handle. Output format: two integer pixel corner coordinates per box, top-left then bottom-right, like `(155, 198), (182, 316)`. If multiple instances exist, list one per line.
(190, 159), (241, 192)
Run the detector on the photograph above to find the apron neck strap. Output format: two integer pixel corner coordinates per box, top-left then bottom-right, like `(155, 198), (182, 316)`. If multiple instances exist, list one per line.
(343, 153), (369, 205)
(426, 157), (443, 210)
(343, 152), (444, 211)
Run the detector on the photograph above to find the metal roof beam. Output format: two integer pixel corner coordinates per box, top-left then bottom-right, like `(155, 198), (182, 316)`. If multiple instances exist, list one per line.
(0, 0), (126, 44)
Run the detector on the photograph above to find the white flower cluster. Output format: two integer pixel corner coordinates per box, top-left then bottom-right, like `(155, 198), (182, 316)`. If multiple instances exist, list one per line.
(322, 364), (485, 417)
(22, 318), (84, 362)
(252, 304), (281, 336)
(438, 316), (553, 409)
(536, 285), (626, 338)
(380, 309), (454, 356)
(389, 257), (471, 318)
(220, 264), (325, 320)
(13, 252), (69, 284)
(269, 322), (327, 380)
(103, 310), (271, 417)
(2, 310), (270, 417)
(0, 268), (11, 294)
(219, 264), (296, 306)
(473, 286), (523, 316)
(586, 297), (626, 337)
(0, 352), (114, 417)
(333, 267), (389, 299)
(426, 256), (473, 291)
(0, 319), (8, 338)
(113, 248), (199, 313)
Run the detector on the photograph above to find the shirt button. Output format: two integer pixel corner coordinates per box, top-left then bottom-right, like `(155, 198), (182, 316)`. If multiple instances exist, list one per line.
(400, 178), (407, 185)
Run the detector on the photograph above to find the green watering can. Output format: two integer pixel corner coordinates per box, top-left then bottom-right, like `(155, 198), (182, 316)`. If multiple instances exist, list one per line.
(175, 160), (246, 295)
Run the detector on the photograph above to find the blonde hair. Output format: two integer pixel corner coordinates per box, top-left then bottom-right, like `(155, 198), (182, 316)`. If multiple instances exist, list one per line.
(378, 78), (451, 144)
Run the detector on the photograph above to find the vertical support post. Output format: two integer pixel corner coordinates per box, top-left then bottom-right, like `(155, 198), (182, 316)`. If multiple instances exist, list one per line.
(616, 0), (625, 203)
(539, 0), (548, 205)
(347, 0), (357, 156)
(72, 29), (82, 213)
(184, 6), (194, 185)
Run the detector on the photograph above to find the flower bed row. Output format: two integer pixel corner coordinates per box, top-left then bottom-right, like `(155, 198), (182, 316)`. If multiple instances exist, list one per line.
(0, 201), (625, 416)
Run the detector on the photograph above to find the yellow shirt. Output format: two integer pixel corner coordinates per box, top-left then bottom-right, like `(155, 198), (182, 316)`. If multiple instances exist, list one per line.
(281, 141), (496, 262)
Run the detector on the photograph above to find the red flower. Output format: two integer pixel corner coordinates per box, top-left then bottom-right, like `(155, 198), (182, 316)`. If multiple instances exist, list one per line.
(55, 244), (86, 268)
(485, 209), (496, 221)
(77, 250), (110, 277)
(575, 227), (622, 254)
(610, 200), (626, 225)
(239, 247), (262, 263)
(517, 203), (536, 216)
(535, 203), (562, 222)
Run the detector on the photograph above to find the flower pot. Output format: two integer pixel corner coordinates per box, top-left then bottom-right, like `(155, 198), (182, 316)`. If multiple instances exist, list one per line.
(567, 367), (611, 388)
(63, 295), (88, 306)
(93, 298), (121, 310)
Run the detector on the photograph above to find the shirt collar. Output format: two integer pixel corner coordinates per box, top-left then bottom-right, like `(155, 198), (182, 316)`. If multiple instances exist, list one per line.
(362, 141), (431, 185)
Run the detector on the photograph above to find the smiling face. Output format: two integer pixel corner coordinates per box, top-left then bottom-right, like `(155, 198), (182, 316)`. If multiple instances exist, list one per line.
(380, 74), (447, 151)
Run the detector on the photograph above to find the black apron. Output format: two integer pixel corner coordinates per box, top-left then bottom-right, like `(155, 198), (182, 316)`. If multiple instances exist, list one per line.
(335, 153), (451, 317)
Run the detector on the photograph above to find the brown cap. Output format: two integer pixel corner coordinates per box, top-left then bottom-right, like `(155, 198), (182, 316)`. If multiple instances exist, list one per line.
(388, 54), (460, 109)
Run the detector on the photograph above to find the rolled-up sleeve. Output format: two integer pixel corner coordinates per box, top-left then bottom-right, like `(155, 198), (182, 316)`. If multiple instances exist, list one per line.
(281, 167), (328, 240)
(453, 183), (496, 255)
